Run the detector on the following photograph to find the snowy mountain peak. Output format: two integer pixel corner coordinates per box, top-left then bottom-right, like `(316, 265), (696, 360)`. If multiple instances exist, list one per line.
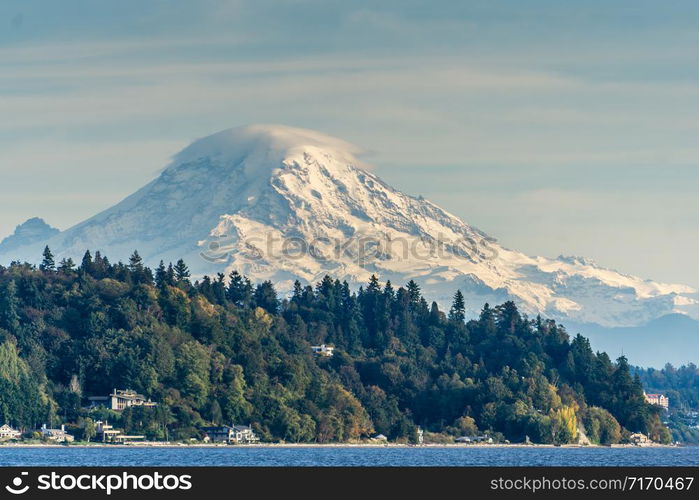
(171, 124), (364, 179)
(557, 255), (598, 267)
(0, 125), (697, 328)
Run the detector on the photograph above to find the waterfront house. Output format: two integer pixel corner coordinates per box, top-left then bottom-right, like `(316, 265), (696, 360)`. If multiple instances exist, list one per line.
(88, 389), (157, 411)
(40, 424), (74, 443)
(202, 425), (259, 444)
(629, 432), (651, 446)
(95, 420), (122, 442)
(95, 420), (145, 443)
(311, 344), (335, 357)
(456, 435), (493, 444)
(0, 424), (21, 440)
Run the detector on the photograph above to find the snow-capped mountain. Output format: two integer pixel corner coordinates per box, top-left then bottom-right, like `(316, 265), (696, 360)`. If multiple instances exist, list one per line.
(1, 125), (696, 327)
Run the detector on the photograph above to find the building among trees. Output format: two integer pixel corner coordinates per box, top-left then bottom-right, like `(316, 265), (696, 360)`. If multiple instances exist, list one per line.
(95, 420), (145, 443)
(40, 424), (73, 443)
(202, 425), (259, 444)
(0, 424), (21, 440)
(644, 393), (669, 410)
(311, 344), (335, 357)
(88, 389), (157, 411)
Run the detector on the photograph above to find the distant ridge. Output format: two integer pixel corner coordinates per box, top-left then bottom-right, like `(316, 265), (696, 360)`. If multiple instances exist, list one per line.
(570, 314), (699, 367)
(0, 217), (59, 254)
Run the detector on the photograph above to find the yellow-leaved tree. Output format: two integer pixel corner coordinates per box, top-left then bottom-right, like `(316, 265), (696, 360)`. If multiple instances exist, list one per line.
(550, 405), (578, 444)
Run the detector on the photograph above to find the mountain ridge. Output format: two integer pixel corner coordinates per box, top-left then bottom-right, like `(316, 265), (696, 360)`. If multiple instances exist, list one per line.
(571, 314), (699, 367)
(0, 217), (59, 254)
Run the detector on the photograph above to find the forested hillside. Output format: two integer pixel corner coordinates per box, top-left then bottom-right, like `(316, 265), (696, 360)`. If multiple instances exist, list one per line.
(635, 364), (699, 443)
(636, 364), (699, 410)
(0, 247), (669, 444)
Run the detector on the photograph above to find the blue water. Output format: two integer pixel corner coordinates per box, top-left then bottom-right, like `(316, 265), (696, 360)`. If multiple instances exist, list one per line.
(0, 447), (696, 467)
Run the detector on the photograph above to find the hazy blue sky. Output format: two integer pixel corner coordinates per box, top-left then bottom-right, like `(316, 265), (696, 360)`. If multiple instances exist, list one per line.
(1, 0), (698, 289)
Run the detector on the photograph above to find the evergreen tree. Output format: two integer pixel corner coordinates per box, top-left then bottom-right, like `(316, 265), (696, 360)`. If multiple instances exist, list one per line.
(449, 290), (466, 323)
(315, 275), (337, 312)
(406, 280), (421, 305)
(254, 281), (279, 314)
(212, 273), (227, 304)
(166, 263), (176, 285)
(39, 246), (55, 272)
(155, 261), (167, 288)
(383, 280), (394, 300)
(495, 301), (520, 334)
(429, 301), (442, 325)
(127, 250), (152, 285)
(58, 257), (76, 274)
(174, 259), (190, 283)
(227, 271), (253, 307)
(92, 251), (110, 278)
(0, 281), (20, 334)
(367, 274), (381, 293)
(128, 251), (144, 272)
(292, 280), (304, 304)
(80, 250), (93, 274)
(0, 341), (47, 427)
(359, 275), (383, 347)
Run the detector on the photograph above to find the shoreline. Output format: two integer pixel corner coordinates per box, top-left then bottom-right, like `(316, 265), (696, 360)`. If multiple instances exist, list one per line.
(0, 442), (682, 449)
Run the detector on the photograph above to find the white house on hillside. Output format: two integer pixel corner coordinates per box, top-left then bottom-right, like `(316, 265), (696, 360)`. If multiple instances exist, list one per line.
(311, 344), (334, 357)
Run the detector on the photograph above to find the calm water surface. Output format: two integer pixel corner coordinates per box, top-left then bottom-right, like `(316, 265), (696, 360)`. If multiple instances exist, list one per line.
(0, 447), (696, 467)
